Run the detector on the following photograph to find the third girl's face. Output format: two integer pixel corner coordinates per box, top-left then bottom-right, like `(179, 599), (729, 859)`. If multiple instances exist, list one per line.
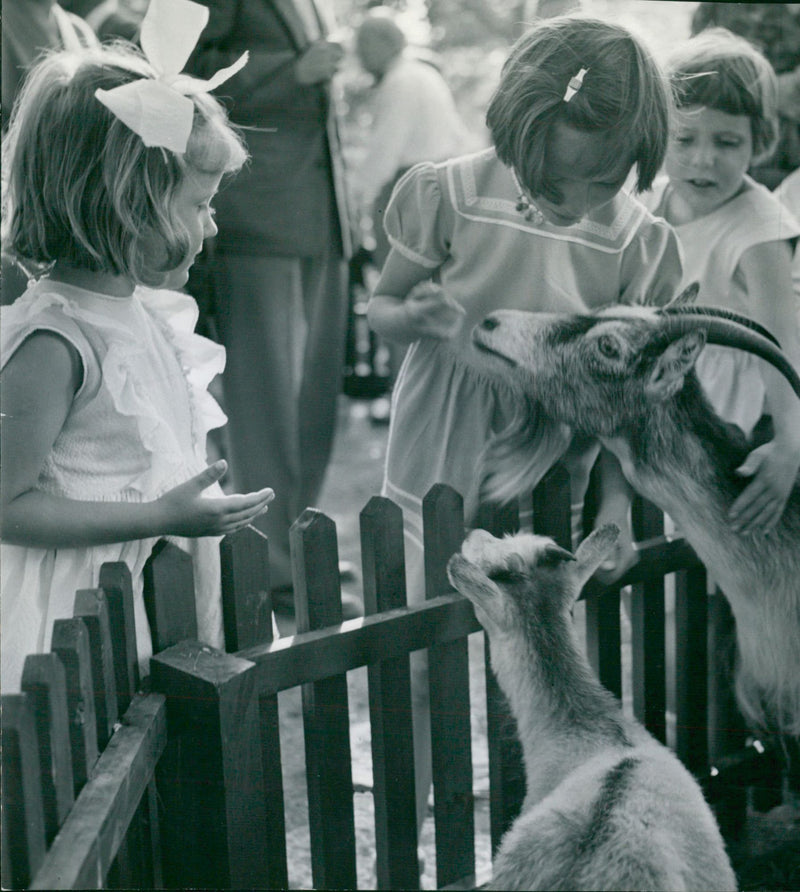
(161, 168), (223, 290)
(665, 105), (753, 219)
(534, 124), (633, 227)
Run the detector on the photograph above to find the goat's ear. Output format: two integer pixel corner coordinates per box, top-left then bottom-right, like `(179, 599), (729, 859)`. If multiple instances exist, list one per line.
(665, 282), (700, 308)
(646, 330), (706, 400)
(539, 544), (576, 568)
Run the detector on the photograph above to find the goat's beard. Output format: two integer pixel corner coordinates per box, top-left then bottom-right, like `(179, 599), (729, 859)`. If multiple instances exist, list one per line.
(479, 401), (573, 506)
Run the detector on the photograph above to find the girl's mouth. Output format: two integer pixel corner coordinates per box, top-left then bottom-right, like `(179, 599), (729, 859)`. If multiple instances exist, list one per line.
(687, 178), (716, 189)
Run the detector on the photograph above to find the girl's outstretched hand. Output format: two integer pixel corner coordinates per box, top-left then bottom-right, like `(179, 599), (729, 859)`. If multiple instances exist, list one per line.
(405, 282), (466, 340)
(730, 441), (799, 534)
(156, 461), (275, 538)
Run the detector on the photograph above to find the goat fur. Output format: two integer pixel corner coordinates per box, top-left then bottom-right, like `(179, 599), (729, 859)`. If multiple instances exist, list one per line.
(447, 526), (736, 892)
(472, 305), (800, 737)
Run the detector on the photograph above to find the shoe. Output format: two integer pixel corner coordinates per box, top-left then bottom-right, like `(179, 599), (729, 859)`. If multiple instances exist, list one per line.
(271, 586), (363, 620)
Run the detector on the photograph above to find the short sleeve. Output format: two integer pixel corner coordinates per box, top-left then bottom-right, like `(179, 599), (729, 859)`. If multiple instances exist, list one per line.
(619, 216), (684, 307)
(383, 162), (453, 270)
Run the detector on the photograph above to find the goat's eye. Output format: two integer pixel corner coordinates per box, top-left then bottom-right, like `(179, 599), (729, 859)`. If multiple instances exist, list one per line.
(597, 334), (620, 359)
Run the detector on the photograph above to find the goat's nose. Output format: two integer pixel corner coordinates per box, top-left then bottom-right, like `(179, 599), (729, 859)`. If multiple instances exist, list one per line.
(481, 315), (500, 331)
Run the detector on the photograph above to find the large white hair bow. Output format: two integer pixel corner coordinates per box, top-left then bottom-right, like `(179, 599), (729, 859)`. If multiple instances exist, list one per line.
(95, 0), (248, 154)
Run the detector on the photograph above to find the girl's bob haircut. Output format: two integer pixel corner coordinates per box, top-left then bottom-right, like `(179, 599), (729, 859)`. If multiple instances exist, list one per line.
(667, 27), (779, 165)
(486, 15), (671, 200)
(2, 43), (248, 286)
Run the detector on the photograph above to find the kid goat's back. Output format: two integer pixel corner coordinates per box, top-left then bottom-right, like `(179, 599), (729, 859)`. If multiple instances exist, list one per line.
(448, 526), (736, 892)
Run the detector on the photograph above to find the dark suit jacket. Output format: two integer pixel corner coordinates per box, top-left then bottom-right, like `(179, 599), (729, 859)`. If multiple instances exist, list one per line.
(187, 0), (351, 257)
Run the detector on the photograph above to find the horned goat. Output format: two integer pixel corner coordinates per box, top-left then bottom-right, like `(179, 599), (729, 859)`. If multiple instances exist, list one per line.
(447, 525), (737, 892)
(472, 301), (800, 737)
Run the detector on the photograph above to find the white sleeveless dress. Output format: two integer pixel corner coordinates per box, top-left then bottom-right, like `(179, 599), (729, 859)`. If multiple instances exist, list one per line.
(1, 279), (228, 691)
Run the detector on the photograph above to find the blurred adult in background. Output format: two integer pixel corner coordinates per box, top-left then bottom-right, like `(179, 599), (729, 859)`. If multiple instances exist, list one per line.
(2, 0), (99, 306)
(353, 7), (472, 268)
(185, 0), (361, 620)
(692, 2), (800, 188)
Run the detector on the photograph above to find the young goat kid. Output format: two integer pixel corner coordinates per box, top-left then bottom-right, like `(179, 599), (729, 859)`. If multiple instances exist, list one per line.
(473, 303), (800, 738)
(447, 525), (736, 892)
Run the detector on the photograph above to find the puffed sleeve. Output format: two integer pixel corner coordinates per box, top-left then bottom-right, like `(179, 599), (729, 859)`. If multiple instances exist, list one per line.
(383, 162), (454, 271)
(619, 216), (684, 307)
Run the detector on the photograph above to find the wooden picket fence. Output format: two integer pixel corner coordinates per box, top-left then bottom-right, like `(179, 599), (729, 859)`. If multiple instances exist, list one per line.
(1, 467), (787, 890)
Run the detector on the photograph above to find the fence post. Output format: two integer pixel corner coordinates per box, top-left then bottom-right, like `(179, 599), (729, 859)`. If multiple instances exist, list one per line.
(475, 500), (525, 854)
(19, 654), (74, 846)
(151, 641), (270, 889)
(1, 694), (46, 889)
(423, 483), (475, 889)
(292, 508), (357, 891)
(361, 496), (419, 890)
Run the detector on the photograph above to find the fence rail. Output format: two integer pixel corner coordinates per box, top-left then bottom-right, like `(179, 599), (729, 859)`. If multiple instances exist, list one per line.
(1, 468), (786, 889)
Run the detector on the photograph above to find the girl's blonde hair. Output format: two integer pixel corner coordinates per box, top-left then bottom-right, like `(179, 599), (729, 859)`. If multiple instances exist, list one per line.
(486, 16), (671, 200)
(667, 27), (779, 164)
(2, 43), (248, 286)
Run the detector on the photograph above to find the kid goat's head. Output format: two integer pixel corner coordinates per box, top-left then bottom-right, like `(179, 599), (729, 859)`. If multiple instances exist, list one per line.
(446, 525), (619, 638)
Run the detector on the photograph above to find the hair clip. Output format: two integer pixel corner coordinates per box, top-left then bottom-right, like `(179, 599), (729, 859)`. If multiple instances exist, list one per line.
(563, 67), (589, 103)
(95, 0), (248, 154)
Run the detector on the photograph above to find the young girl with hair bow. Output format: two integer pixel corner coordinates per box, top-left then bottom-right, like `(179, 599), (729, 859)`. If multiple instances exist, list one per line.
(0, 0), (275, 691)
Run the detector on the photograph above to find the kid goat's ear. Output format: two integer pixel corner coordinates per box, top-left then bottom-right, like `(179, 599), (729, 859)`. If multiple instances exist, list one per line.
(645, 330), (706, 400)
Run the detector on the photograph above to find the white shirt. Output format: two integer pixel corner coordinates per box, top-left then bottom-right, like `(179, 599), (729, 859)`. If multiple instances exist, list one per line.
(356, 53), (472, 210)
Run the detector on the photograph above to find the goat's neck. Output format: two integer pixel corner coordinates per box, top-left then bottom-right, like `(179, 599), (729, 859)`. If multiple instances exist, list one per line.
(600, 386), (744, 533)
(489, 610), (630, 802)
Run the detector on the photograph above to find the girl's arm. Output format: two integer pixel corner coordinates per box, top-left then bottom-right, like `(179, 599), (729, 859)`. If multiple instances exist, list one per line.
(1, 332), (274, 549)
(728, 240), (800, 533)
(366, 249), (465, 347)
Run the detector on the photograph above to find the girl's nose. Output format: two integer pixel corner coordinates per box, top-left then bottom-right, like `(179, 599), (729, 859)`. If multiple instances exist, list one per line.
(205, 215), (218, 239)
(690, 140), (715, 167)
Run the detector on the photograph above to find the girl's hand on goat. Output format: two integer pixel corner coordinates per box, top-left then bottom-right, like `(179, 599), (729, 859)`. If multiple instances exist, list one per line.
(730, 442), (799, 534)
(155, 461), (275, 538)
(404, 282), (466, 340)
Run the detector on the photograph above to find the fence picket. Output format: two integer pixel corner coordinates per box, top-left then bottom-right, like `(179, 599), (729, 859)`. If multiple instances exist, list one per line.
(674, 566), (709, 773)
(361, 496), (419, 890)
(219, 524), (287, 889)
(631, 500), (667, 742)
(143, 540), (197, 653)
(20, 655), (74, 845)
(423, 484), (475, 889)
(50, 618), (98, 796)
(474, 501), (525, 854)
(73, 589), (118, 750)
(292, 508), (358, 891)
(220, 522), (273, 650)
(1, 694), (46, 889)
(98, 563), (139, 712)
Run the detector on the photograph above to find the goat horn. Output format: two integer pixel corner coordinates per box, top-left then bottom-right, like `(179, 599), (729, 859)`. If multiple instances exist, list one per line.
(658, 305), (781, 348)
(656, 313), (800, 401)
